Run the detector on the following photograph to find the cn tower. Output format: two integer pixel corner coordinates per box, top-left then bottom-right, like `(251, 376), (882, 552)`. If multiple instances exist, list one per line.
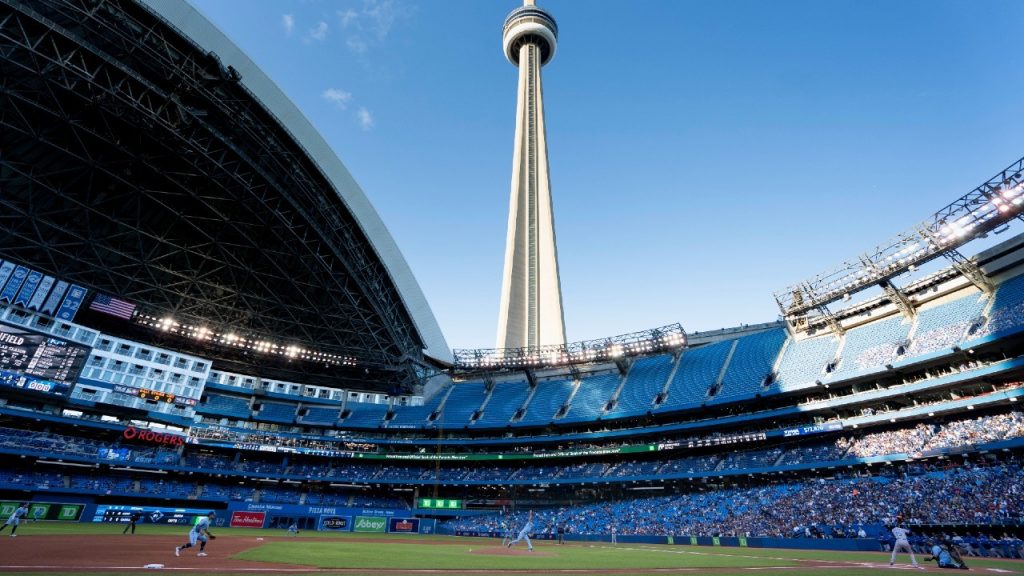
(496, 0), (566, 350)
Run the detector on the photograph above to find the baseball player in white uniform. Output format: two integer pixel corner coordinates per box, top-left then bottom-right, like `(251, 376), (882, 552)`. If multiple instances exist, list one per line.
(175, 511), (217, 557)
(0, 503), (28, 537)
(890, 524), (920, 568)
(506, 510), (534, 551)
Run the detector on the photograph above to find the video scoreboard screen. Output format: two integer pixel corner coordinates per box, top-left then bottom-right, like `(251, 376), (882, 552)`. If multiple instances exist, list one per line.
(417, 498), (462, 509)
(113, 384), (198, 407)
(93, 505), (216, 526)
(0, 323), (89, 396)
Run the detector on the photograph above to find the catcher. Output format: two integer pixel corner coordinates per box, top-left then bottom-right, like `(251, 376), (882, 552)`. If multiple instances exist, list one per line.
(175, 511), (217, 557)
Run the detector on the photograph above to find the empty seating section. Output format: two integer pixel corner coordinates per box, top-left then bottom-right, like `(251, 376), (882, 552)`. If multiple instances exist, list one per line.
(352, 494), (409, 509)
(388, 386), (449, 428)
(716, 329), (787, 399)
(200, 394), (250, 418)
(299, 406), (341, 425)
(605, 355), (674, 418)
(840, 315), (911, 374)
(474, 381), (530, 428)
(908, 291), (987, 356)
(342, 402), (389, 429)
(659, 341), (732, 409)
(258, 485), (303, 504)
(435, 382), (486, 427)
(519, 378), (575, 424)
(977, 273), (1024, 337)
(254, 402), (296, 423)
(772, 334), (838, 392)
(562, 372), (621, 421)
(0, 470), (63, 490)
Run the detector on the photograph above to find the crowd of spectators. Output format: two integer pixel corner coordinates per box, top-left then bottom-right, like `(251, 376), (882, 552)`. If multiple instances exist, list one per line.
(2, 410), (1023, 485)
(444, 460), (1024, 542)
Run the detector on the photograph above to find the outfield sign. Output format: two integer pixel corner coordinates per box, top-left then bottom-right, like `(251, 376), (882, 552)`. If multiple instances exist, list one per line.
(353, 516), (386, 533)
(0, 501), (82, 522)
(318, 515), (351, 531)
(388, 518), (419, 533)
(230, 511), (266, 528)
(93, 505), (219, 526)
(417, 498), (461, 509)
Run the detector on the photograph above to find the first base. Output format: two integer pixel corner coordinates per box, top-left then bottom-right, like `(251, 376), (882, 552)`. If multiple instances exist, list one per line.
(143, 564), (164, 569)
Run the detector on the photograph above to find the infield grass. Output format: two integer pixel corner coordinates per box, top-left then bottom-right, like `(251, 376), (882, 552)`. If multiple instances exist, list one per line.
(3, 523), (1023, 576)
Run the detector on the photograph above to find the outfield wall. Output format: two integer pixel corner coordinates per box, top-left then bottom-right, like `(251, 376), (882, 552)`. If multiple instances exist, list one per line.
(449, 531), (882, 552)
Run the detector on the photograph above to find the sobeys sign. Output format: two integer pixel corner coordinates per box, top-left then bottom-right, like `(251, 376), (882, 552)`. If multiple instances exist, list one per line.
(353, 516), (386, 533)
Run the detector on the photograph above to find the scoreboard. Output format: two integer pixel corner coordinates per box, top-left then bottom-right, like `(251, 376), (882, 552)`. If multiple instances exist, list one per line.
(93, 505), (218, 526)
(113, 384), (197, 406)
(417, 498), (462, 509)
(0, 323), (89, 396)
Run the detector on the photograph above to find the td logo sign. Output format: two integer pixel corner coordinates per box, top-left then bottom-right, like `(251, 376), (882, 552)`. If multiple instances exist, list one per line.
(353, 516), (386, 533)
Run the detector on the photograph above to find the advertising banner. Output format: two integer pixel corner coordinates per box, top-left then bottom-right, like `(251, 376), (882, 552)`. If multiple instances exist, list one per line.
(230, 511), (266, 528)
(388, 518), (419, 533)
(318, 515), (351, 531)
(0, 501), (83, 522)
(353, 516), (386, 533)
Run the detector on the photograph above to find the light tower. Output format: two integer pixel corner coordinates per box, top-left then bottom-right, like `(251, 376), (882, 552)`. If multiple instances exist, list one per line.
(496, 0), (566, 350)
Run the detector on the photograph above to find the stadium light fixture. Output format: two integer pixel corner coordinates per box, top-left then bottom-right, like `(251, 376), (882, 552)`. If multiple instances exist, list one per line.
(775, 155), (1024, 320)
(452, 323), (686, 372)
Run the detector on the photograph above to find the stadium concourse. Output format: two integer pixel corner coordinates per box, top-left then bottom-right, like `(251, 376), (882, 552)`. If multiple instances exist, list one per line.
(0, 0), (1023, 573)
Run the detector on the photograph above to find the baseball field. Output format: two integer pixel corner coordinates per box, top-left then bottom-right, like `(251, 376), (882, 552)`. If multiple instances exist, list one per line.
(0, 523), (1020, 576)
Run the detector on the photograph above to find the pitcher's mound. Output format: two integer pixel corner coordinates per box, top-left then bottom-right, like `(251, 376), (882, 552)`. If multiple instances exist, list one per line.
(470, 546), (555, 557)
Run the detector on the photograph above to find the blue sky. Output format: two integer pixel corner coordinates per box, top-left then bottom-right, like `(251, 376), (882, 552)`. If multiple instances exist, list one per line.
(190, 0), (1023, 351)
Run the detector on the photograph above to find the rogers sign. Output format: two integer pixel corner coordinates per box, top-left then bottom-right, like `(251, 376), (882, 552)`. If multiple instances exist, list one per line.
(122, 426), (185, 447)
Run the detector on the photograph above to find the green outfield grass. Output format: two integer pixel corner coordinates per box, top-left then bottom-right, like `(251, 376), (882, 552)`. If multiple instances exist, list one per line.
(3, 523), (1022, 576)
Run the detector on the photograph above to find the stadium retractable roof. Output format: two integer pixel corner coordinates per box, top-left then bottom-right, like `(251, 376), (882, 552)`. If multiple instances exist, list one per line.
(0, 0), (450, 389)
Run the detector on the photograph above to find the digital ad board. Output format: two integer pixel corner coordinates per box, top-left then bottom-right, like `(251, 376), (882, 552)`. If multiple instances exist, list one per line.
(0, 501), (83, 522)
(92, 505), (221, 526)
(0, 323), (89, 397)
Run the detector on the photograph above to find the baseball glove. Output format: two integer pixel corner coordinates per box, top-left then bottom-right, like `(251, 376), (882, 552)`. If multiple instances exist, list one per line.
(208, 534), (217, 540)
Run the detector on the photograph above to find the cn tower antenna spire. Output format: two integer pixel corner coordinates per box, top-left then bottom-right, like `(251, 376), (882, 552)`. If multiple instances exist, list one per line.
(496, 0), (565, 350)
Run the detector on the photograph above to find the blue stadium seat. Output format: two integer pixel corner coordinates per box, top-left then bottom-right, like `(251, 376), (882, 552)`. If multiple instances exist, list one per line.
(772, 333), (839, 393)
(908, 290), (987, 357)
(832, 314), (911, 377)
(473, 381), (530, 428)
(388, 385), (450, 429)
(658, 340), (733, 410)
(715, 329), (787, 400)
(561, 372), (621, 422)
(299, 405), (342, 426)
(253, 402), (296, 424)
(518, 378), (574, 424)
(605, 355), (674, 418)
(342, 402), (389, 429)
(976, 273), (1024, 338)
(198, 394), (251, 419)
(434, 382), (487, 427)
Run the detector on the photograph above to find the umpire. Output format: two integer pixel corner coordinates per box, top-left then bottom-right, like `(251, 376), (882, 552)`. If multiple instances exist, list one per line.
(123, 512), (141, 535)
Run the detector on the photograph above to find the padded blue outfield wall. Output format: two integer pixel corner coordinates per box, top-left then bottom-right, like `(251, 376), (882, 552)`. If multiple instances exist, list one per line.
(223, 501), (431, 532)
(447, 530), (882, 551)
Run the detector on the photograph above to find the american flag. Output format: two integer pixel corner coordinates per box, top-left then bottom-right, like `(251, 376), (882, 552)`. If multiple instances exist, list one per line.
(89, 294), (136, 319)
